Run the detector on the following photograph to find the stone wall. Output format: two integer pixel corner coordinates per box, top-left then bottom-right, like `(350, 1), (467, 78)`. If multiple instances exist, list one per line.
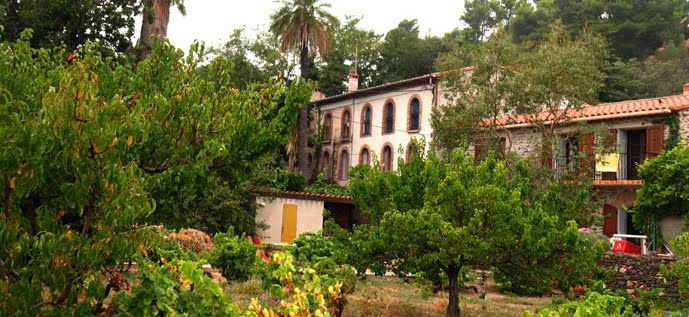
(679, 109), (689, 144)
(599, 252), (680, 300)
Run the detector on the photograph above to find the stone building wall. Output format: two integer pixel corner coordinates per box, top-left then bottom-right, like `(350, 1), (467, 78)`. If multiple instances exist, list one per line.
(678, 109), (689, 144)
(599, 252), (680, 300)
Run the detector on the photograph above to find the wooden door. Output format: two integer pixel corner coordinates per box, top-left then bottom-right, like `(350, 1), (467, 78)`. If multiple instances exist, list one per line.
(281, 204), (298, 242)
(602, 204), (617, 237)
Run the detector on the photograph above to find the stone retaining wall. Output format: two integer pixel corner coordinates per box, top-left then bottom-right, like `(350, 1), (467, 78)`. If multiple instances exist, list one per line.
(599, 252), (680, 300)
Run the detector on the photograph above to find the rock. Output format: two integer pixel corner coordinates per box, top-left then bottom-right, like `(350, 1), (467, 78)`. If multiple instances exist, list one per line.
(659, 292), (667, 297)
(627, 289), (635, 295)
(626, 280), (634, 289)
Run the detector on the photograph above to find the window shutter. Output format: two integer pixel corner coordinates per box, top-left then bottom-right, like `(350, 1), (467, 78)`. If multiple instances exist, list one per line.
(541, 141), (553, 168)
(646, 125), (664, 157)
(474, 138), (485, 161)
(606, 129), (618, 151)
(578, 133), (595, 178)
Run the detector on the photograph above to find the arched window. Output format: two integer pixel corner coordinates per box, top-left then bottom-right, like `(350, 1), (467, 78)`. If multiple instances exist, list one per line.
(409, 98), (420, 131)
(383, 102), (394, 134)
(360, 147), (370, 165)
(341, 110), (351, 139)
(382, 145), (393, 171)
(323, 114), (332, 141)
(361, 106), (372, 136)
(340, 151), (349, 180)
(323, 152), (330, 179)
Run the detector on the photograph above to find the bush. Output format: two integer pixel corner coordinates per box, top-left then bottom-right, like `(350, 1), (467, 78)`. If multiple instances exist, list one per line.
(288, 232), (337, 263)
(207, 227), (259, 281)
(524, 291), (667, 317)
(114, 260), (241, 316)
(580, 231), (612, 249)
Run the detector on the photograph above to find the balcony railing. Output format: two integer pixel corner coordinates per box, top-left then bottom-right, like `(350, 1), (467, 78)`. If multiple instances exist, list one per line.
(552, 151), (659, 181)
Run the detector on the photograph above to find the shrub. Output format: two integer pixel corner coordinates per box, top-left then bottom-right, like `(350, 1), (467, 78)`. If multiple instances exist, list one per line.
(661, 233), (689, 306)
(288, 232), (337, 263)
(113, 260), (241, 316)
(524, 291), (666, 317)
(207, 227), (259, 281)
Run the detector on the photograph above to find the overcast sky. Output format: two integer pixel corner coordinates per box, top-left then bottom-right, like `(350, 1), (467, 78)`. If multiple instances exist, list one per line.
(154, 0), (467, 51)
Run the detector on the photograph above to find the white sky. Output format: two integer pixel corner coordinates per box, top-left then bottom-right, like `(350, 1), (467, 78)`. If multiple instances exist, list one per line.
(154, 0), (467, 51)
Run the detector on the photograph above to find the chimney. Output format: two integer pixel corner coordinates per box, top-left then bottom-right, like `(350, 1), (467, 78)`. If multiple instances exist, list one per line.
(311, 88), (325, 102)
(684, 83), (689, 96)
(348, 73), (359, 92)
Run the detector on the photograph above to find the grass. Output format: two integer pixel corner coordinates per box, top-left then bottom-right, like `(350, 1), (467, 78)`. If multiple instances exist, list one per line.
(226, 274), (553, 317)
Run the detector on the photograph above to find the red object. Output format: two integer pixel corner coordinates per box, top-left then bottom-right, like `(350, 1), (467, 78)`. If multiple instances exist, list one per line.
(612, 240), (641, 254)
(68, 54), (75, 61)
(255, 236), (262, 245)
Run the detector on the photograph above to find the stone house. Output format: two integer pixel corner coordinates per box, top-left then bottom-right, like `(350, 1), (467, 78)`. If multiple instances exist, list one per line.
(479, 83), (689, 242)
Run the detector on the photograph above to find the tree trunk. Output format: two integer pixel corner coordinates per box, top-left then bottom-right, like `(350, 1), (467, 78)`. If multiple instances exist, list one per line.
(445, 266), (461, 317)
(297, 45), (312, 181)
(138, 0), (171, 59)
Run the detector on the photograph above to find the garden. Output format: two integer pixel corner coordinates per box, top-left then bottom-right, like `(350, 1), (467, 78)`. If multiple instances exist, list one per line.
(2, 8), (689, 317)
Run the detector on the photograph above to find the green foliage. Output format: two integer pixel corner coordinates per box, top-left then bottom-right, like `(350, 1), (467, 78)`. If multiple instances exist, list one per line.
(1, 0), (140, 54)
(258, 252), (345, 317)
(432, 25), (607, 151)
(207, 228), (259, 282)
(312, 16), (382, 96)
(374, 19), (455, 86)
(524, 291), (637, 317)
(113, 260), (242, 317)
(661, 233), (689, 306)
(580, 231), (612, 250)
(348, 143), (603, 316)
(632, 145), (689, 234)
(305, 173), (350, 196)
(289, 232), (338, 264)
(0, 31), (312, 315)
(600, 43), (689, 102)
(507, 0), (689, 61)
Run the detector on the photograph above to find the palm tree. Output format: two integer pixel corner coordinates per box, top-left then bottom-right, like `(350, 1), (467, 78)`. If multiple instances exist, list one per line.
(270, 0), (339, 181)
(138, 0), (186, 58)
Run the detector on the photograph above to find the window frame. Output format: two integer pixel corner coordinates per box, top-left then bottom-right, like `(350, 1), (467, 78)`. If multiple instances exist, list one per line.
(382, 99), (395, 135)
(408, 97), (421, 132)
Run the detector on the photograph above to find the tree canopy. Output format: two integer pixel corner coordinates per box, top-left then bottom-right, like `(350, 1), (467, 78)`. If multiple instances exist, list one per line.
(348, 142), (604, 317)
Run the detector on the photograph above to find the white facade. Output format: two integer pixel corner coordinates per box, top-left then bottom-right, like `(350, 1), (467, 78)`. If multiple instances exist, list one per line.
(255, 196), (324, 244)
(313, 76), (439, 185)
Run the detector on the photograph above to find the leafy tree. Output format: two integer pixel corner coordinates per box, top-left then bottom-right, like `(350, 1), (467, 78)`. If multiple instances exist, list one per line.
(374, 19), (457, 85)
(348, 144), (604, 317)
(137, 0), (186, 58)
(0, 33), (312, 315)
(216, 28), (298, 89)
(313, 16), (382, 96)
(433, 25), (607, 151)
(0, 0), (140, 54)
(461, 0), (526, 43)
(270, 0), (339, 182)
(632, 145), (689, 235)
(600, 43), (689, 102)
(507, 0), (689, 60)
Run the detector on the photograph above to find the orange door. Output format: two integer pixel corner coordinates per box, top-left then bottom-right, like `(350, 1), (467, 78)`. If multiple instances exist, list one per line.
(281, 204), (298, 242)
(602, 204), (617, 237)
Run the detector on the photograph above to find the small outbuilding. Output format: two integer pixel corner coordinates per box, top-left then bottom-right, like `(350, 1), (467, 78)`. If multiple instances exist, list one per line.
(252, 189), (359, 244)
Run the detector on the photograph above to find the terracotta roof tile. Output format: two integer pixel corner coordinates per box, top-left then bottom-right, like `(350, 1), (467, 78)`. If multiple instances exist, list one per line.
(315, 66), (474, 104)
(251, 188), (354, 204)
(494, 94), (689, 127)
